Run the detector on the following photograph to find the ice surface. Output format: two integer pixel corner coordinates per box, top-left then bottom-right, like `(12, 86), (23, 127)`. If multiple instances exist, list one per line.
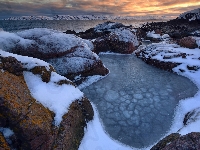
(82, 54), (197, 148)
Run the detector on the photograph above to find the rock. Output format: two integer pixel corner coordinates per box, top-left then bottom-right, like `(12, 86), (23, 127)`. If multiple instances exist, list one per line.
(151, 133), (180, 150)
(183, 107), (200, 125)
(53, 97), (94, 149)
(0, 132), (10, 150)
(0, 70), (94, 149)
(0, 56), (24, 76)
(30, 66), (55, 83)
(179, 36), (198, 49)
(72, 22), (139, 54)
(93, 32), (137, 54)
(162, 132), (200, 150)
(0, 28), (109, 85)
(0, 71), (55, 149)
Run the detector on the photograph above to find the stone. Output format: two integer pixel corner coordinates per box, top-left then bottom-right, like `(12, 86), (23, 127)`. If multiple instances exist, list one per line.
(0, 132), (10, 150)
(93, 33), (137, 54)
(179, 36), (198, 49)
(162, 132), (200, 150)
(0, 70), (94, 149)
(150, 133), (181, 150)
(183, 107), (200, 125)
(30, 65), (55, 83)
(0, 28), (109, 85)
(1, 56), (24, 76)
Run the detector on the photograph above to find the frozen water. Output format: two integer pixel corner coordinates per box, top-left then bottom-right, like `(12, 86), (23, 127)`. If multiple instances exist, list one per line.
(82, 54), (198, 148)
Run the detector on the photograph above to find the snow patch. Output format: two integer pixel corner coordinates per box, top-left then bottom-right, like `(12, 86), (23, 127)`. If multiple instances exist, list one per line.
(24, 71), (84, 126)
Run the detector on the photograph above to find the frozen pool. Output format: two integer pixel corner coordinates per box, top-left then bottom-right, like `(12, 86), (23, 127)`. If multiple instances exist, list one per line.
(82, 54), (198, 148)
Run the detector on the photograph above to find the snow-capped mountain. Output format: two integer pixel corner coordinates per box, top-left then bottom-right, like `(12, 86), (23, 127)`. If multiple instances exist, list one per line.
(178, 8), (200, 21)
(4, 15), (167, 21)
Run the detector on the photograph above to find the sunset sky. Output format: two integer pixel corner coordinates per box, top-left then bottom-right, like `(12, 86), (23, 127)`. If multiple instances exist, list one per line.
(0, 0), (200, 19)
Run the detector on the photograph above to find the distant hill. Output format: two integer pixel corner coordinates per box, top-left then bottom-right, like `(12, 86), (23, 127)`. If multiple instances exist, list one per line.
(3, 15), (167, 21)
(178, 8), (200, 21)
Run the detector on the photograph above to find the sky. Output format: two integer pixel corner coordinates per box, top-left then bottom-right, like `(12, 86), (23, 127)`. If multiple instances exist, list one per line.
(0, 0), (200, 19)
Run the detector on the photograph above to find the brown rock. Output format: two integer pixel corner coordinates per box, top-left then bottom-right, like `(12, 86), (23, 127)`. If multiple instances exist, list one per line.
(53, 97), (94, 150)
(151, 133), (181, 150)
(0, 70), (94, 150)
(0, 132), (10, 150)
(30, 65), (55, 83)
(162, 132), (200, 150)
(1, 56), (24, 76)
(179, 36), (198, 49)
(0, 71), (55, 149)
(93, 33), (137, 54)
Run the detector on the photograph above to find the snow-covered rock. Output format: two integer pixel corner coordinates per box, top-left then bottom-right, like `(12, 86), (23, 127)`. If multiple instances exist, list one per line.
(178, 8), (200, 21)
(3, 15), (167, 21)
(75, 22), (139, 54)
(0, 50), (94, 149)
(0, 29), (109, 85)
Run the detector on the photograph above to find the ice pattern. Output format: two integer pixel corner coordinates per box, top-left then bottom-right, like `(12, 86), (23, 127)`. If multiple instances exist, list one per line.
(82, 54), (197, 148)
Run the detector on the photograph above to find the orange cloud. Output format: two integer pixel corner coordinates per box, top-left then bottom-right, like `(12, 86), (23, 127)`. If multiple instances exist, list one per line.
(0, 0), (200, 19)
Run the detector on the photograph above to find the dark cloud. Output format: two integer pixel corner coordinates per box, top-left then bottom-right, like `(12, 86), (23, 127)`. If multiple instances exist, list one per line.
(0, 0), (200, 19)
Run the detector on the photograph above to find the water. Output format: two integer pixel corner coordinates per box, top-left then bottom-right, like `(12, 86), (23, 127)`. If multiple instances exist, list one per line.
(82, 54), (198, 148)
(0, 19), (164, 33)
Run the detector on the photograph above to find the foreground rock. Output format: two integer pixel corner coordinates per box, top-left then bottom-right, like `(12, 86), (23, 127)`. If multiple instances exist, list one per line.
(151, 132), (200, 150)
(0, 28), (108, 85)
(0, 132), (10, 150)
(0, 55), (94, 149)
(66, 22), (139, 54)
(178, 36), (198, 49)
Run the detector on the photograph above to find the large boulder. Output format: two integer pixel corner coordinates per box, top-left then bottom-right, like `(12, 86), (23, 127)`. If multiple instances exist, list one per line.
(70, 22), (139, 54)
(0, 55), (94, 150)
(162, 132), (200, 150)
(0, 28), (109, 85)
(151, 132), (200, 150)
(178, 36), (198, 49)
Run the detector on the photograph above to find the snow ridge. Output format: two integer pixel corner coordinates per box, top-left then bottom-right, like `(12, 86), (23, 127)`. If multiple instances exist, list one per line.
(3, 15), (167, 21)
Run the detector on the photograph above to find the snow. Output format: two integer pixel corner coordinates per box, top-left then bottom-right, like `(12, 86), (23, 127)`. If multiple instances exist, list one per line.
(0, 50), (84, 126)
(147, 31), (161, 39)
(24, 71), (83, 126)
(135, 42), (200, 139)
(0, 50), (50, 70)
(146, 31), (170, 40)
(112, 28), (139, 46)
(0, 127), (14, 138)
(77, 75), (107, 90)
(16, 28), (95, 54)
(0, 30), (34, 51)
(79, 103), (135, 150)
(3, 15), (168, 21)
(178, 8), (200, 20)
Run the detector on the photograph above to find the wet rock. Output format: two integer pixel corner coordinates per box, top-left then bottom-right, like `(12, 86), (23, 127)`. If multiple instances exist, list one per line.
(0, 56), (24, 76)
(162, 132), (200, 150)
(178, 36), (198, 49)
(0, 132), (10, 150)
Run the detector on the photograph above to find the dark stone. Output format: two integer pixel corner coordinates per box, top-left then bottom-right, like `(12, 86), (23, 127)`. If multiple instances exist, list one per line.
(162, 132), (200, 150)
(151, 133), (181, 150)
(1, 56), (24, 76)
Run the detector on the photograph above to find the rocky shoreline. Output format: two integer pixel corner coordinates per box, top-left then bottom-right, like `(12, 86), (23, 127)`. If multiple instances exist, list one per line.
(1, 8), (200, 150)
